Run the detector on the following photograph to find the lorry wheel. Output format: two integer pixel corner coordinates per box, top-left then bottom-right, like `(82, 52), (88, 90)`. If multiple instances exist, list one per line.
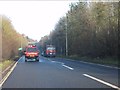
(25, 58), (27, 62)
(36, 58), (39, 62)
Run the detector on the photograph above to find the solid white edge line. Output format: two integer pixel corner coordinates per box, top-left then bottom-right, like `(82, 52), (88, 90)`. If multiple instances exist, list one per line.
(59, 58), (120, 70)
(0, 57), (20, 88)
(17, 56), (23, 62)
(83, 74), (120, 89)
(79, 61), (120, 70)
(0, 62), (18, 87)
(62, 64), (74, 70)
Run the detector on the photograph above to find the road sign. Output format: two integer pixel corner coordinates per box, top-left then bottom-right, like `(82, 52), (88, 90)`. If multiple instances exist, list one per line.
(18, 48), (22, 51)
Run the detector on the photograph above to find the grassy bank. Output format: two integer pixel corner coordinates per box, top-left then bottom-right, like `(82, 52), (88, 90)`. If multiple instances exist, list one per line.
(0, 60), (14, 72)
(57, 55), (119, 67)
(0, 56), (20, 72)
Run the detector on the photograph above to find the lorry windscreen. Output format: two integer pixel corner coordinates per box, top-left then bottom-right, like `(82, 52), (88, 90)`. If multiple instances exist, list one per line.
(27, 48), (37, 52)
(47, 47), (55, 50)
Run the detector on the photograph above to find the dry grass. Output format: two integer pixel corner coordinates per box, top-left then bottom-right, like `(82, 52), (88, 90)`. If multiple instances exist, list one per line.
(0, 60), (14, 72)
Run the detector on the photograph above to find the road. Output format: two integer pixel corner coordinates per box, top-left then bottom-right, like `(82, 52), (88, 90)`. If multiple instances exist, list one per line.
(1, 56), (119, 89)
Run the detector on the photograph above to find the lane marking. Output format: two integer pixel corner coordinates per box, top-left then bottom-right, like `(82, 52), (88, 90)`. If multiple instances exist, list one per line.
(1, 62), (15, 74)
(0, 56), (23, 84)
(17, 56), (24, 63)
(51, 61), (55, 62)
(51, 60), (64, 65)
(62, 64), (74, 70)
(79, 61), (120, 70)
(49, 59), (73, 70)
(58, 58), (120, 70)
(0, 56), (23, 88)
(0, 61), (18, 88)
(83, 74), (120, 89)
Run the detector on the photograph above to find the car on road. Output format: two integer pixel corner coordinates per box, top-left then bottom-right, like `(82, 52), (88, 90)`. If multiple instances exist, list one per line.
(24, 45), (40, 62)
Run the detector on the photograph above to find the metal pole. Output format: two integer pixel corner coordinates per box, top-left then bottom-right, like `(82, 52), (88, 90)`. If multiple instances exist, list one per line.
(0, 16), (2, 61)
(21, 35), (22, 48)
(118, 2), (120, 60)
(66, 14), (68, 56)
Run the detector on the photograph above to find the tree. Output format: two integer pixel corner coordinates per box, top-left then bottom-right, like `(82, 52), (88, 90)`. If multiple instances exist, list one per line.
(39, 1), (118, 59)
(1, 15), (28, 60)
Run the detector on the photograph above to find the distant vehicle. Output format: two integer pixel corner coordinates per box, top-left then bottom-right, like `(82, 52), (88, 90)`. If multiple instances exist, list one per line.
(28, 41), (37, 45)
(45, 45), (56, 57)
(41, 50), (47, 57)
(24, 45), (39, 62)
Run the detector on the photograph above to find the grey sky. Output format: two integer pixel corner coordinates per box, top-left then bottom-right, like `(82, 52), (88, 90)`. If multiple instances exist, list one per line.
(0, 1), (78, 41)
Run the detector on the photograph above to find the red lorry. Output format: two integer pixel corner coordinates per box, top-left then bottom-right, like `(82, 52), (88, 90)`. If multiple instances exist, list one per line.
(45, 45), (56, 57)
(24, 45), (39, 62)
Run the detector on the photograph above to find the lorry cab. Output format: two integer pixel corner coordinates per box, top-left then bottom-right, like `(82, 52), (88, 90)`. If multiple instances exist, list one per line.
(24, 45), (39, 62)
(46, 46), (56, 57)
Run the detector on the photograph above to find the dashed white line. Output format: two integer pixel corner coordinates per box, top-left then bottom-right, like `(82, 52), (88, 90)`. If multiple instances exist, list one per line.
(51, 61), (64, 65)
(62, 64), (74, 70)
(61, 58), (120, 70)
(83, 74), (120, 89)
(51, 61), (55, 62)
(50, 60), (74, 70)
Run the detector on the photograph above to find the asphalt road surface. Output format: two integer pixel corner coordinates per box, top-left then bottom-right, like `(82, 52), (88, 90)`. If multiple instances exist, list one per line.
(2, 56), (119, 89)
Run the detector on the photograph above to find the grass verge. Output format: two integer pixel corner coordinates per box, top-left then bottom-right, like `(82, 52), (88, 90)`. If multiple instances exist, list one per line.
(0, 56), (20, 72)
(0, 60), (14, 72)
(57, 55), (119, 68)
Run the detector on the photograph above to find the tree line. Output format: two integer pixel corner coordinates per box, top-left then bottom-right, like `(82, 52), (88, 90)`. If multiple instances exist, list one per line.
(1, 15), (28, 61)
(39, 1), (119, 59)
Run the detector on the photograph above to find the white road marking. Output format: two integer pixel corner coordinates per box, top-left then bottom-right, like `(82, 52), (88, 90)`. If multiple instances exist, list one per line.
(83, 74), (120, 89)
(50, 60), (73, 70)
(1, 62), (15, 74)
(0, 56), (22, 87)
(79, 61), (120, 70)
(0, 62), (18, 88)
(51, 61), (55, 62)
(62, 64), (74, 70)
(51, 60), (64, 65)
(18, 56), (24, 62)
(62, 58), (120, 70)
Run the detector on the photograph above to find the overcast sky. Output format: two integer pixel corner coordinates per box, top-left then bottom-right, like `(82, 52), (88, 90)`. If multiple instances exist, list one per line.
(0, 1), (78, 41)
